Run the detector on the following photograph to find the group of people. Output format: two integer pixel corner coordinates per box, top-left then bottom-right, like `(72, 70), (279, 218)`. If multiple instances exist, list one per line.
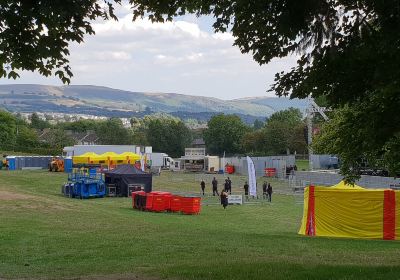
(200, 177), (273, 205)
(200, 177), (232, 197)
(285, 165), (298, 178)
(262, 181), (273, 202)
(243, 181), (272, 202)
(200, 177), (232, 209)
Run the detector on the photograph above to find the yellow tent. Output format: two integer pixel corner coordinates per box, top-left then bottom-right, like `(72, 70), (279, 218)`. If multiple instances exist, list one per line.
(120, 152), (141, 163)
(98, 152), (126, 164)
(72, 152), (100, 164)
(330, 181), (365, 190)
(72, 152), (141, 166)
(298, 181), (400, 240)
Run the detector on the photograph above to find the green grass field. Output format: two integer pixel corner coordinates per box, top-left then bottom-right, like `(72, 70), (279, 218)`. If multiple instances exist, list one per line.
(295, 159), (309, 171)
(0, 170), (399, 280)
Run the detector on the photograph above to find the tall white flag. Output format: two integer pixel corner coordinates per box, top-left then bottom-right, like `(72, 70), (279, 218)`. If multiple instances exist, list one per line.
(140, 153), (145, 172)
(247, 156), (257, 196)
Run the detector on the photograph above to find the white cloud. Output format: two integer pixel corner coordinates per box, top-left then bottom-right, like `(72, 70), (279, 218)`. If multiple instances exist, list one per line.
(1, 11), (296, 100)
(92, 51), (132, 61)
(212, 32), (234, 41)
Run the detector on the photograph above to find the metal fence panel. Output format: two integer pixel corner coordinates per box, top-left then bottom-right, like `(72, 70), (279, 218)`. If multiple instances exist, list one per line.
(294, 171), (400, 189)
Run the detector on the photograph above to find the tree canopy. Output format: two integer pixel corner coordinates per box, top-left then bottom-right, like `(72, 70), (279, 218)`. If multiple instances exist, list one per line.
(0, 0), (120, 83)
(313, 105), (400, 181)
(0, 110), (17, 147)
(204, 114), (249, 155)
(30, 113), (52, 130)
(146, 118), (192, 158)
(242, 108), (306, 156)
(96, 118), (133, 145)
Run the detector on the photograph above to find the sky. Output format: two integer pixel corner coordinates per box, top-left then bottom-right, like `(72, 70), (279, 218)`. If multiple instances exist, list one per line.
(0, 4), (297, 100)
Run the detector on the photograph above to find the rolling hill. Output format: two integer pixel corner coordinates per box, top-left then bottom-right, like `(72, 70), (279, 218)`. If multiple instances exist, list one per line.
(0, 84), (308, 121)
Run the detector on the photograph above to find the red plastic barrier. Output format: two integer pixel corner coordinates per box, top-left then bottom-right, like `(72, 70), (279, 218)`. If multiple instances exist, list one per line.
(181, 197), (201, 215)
(131, 191), (145, 209)
(151, 191), (164, 195)
(170, 195), (183, 212)
(133, 192), (200, 215)
(152, 192), (172, 212)
(225, 165), (235, 174)
(161, 192), (172, 210)
(152, 195), (169, 212)
(264, 168), (276, 177)
(144, 191), (173, 212)
(145, 193), (155, 210)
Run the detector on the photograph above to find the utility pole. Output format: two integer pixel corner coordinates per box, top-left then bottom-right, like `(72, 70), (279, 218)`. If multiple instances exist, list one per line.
(306, 96), (330, 171)
(306, 101), (313, 171)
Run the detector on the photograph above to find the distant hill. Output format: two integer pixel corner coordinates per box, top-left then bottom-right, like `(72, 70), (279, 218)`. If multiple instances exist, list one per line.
(0, 84), (308, 122)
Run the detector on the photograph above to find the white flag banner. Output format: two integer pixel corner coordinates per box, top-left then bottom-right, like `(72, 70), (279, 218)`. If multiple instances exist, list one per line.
(247, 156), (257, 196)
(140, 154), (145, 172)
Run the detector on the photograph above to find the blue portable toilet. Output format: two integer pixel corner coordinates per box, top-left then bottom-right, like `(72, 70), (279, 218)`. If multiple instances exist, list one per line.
(6, 156), (16, 170)
(64, 157), (73, 173)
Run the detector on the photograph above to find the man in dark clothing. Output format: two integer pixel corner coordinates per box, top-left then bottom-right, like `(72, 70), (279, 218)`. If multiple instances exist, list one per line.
(267, 183), (273, 202)
(243, 181), (249, 200)
(220, 190), (228, 209)
(227, 177), (232, 194)
(262, 181), (268, 199)
(212, 177), (219, 196)
(200, 180), (205, 195)
(224, 179), (229, 192)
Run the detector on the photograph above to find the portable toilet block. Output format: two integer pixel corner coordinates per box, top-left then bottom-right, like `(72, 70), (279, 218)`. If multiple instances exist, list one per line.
(6, 156), (16, 170)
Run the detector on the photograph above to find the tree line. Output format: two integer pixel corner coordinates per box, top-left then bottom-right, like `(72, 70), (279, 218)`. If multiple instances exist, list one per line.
(205, 108), (307, 156)
(0, 108), (307, 158)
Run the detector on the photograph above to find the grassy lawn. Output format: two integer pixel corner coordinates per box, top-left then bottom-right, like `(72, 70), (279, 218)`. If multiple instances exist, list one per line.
(296, 159), (309, 171)
(0, 170), (399, 279)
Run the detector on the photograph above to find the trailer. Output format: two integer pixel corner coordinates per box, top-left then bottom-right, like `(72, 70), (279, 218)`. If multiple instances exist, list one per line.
(205, 156), (220, 173)
(146, 153), (174, 169)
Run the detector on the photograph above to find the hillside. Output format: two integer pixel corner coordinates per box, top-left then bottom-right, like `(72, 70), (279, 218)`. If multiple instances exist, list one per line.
(0, 84), (307, 120)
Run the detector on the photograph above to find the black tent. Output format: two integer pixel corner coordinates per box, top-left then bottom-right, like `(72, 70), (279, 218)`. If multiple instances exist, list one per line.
(104, 165), (152, 197)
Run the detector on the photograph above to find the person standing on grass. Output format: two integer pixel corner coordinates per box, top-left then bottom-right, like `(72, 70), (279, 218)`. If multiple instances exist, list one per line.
(267, 183), (273, 202)
(200, 180), (206, 195)
(243, 181), (249, 200)
(262, 181), (268, 199)
(212, 177), (219, 196)
(220, 189), (229, 209)
(227, 177), (232, 194)
(224, 179), (229, 192)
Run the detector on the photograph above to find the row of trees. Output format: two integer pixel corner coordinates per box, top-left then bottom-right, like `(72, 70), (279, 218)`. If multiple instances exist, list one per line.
(204, 108), (307, 156)
(0, 111), (75, 154)
(0, 111), (194, 157)
(0, 108), (307, 157)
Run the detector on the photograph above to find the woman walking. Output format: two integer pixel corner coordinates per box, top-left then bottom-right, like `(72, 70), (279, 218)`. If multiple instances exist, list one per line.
(220, 189), (229, 209)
